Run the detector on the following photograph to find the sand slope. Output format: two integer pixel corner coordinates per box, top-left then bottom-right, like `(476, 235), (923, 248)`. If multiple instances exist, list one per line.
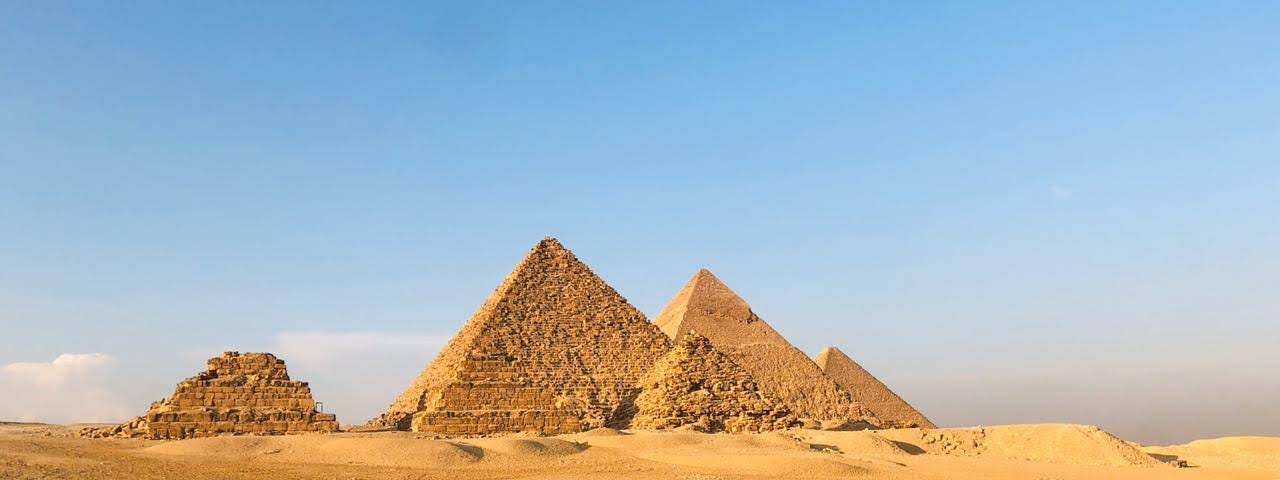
(1147, 436), (1280, 472)
(4, 423), (1280, 479)
(874, 424), (1163, 467)
(145, 435), (489, 468)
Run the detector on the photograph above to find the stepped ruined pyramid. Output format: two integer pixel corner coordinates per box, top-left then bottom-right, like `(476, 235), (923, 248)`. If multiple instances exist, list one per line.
(85, 352), (337, 439)
(374, 237), (672, 434)
(631, 331), (800, 433)
(653, 269), (877, 426)
(815, 346), (935, 428)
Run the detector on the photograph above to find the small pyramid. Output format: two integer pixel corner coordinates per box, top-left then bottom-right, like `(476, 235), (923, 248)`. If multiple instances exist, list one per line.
(653, 269), (875, 425)
(632, 331), (800, 433)
(86, 352), (338, 439)
(815, 346), (935, 428)
(374, 238), (672, 434)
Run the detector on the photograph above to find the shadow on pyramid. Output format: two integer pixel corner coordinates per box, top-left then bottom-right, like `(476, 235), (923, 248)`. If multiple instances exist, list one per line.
(372, 238), (672, 434)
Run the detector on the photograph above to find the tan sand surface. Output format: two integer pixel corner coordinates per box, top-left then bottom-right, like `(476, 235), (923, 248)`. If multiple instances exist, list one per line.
(3, 422), (1278, 479)
(1147, 436), (1280, 472)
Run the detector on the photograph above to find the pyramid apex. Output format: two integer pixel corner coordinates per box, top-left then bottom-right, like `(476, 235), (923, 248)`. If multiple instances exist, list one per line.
(522, 237), (575, 261)
(815, 346), (849, 366)
(655, 268), (751, 339)
(689, 268), (727, 288)
(495, 237), (577, 285)
(535, 236), (566, 249)
(816, 344), (935, 428)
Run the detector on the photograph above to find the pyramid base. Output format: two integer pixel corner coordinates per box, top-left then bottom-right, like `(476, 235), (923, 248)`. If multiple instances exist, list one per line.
(411, 409), (597, 436)
(146, 408), (338, 439)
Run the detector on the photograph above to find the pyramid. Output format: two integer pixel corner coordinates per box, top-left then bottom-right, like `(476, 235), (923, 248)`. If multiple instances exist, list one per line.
(374, 237), (672, 435)
(815, 346), (935, 428)
(631, 331), (800, 433)
(653, 269), (875, 425)
(84, 352), (338, 439)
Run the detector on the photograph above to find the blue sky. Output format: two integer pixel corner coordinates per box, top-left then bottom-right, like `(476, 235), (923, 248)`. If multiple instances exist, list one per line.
(1, 1), (1278, 444)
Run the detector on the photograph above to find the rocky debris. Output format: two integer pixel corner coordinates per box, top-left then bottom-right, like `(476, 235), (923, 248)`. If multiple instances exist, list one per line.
(631, 332), (800, 433)
(79, 416), (149, 439)
(373, 237), (672, 435)
(652, 269), (877, 426)
(921, 428), (986, 455)
(82, 352), (337, 440)
(815, 346), (935, 428)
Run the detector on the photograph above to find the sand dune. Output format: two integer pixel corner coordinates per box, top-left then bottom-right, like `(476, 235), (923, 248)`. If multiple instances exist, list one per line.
(5, 422), (1280, 479)
(1147, 436), (1280, 472)
(873, 424), (1163, 467)
(145, 435), (488, 468)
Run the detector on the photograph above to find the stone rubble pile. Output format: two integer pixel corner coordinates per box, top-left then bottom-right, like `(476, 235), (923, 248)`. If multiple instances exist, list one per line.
(631, 332), (800, 433)
(82, 352), (337, 439)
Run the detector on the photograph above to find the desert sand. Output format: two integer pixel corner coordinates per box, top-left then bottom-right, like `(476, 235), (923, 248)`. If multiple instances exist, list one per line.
(4, 422), (1278, 479)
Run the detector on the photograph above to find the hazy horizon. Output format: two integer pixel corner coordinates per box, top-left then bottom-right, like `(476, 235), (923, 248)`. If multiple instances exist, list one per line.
(2, 1), (1278, 445)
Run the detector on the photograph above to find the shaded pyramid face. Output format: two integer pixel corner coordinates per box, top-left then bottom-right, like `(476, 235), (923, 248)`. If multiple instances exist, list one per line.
(632, 331), (800, 433)
(815, 346), (935, 429)
(653, 269), (875, 424)
(86, 352), (338, 440)
(375, 238), (672, 434)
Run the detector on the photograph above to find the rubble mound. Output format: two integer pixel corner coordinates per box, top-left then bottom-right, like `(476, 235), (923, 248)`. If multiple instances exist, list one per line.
(653, 269), (875, 425)
(876, 424), (1164, 467)
(83, 352), (337, 440)
(631, 332), (800, 433)
(372, 237), (672, 435)
(815, 346), (934, 428)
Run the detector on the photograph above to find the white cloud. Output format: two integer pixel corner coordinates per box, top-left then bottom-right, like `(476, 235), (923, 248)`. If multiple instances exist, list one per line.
(0, 353), (129, 424)
(1050, 185), (1074, 199)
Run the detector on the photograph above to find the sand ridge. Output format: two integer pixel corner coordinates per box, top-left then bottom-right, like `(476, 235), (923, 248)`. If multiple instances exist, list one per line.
(874, 424), (1163, 467)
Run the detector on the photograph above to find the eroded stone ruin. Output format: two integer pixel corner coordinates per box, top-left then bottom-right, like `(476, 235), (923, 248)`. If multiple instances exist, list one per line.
(815, 346), (935, 428)
(653, 269), (878, 427)
(84, 352), (337, 439)
(631, 331), (800, 433)
(372, 237), (672, 435)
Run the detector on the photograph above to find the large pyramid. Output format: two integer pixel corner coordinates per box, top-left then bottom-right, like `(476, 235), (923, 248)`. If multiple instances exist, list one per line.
(374, 237), (672, 434)
(84, 352), (338, 439)
(815, 346), (935, 428)
(653, 269), (876, 425)
(632, 331), (800, 433)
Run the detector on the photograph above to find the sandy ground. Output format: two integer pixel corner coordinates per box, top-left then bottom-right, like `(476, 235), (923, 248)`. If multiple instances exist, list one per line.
(2, 422), (1278, 479)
